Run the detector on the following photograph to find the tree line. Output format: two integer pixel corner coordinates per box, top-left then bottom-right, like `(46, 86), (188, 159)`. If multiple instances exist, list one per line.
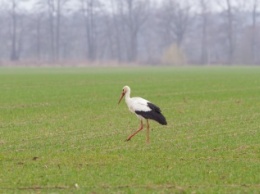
(0, 0), (259, 65)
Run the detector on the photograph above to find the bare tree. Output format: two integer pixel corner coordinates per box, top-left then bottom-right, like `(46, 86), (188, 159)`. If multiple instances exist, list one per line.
(0, 1), (3, 60)
(159, 0), (191, 47)
(117, 0), (150, 62)
(79, 0), (102, 61)
(217, 0), (237, 64)
(36, 0), (69, 61)
(250, 0), (259, 64)
(104, 0), (124, 62)
(30, 11), (45, 61)
(198, 0), (211, 64)
(9, 0), (19, 61)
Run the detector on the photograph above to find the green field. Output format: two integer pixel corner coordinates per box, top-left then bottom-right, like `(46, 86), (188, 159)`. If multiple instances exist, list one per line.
(0, 67), (259, 193)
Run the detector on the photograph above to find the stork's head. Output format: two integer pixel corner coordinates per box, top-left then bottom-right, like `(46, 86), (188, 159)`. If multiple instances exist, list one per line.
(118, 86), (130, 104)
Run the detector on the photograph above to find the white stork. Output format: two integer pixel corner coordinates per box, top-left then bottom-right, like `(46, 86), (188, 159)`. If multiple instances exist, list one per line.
(118, 86), (167, 143)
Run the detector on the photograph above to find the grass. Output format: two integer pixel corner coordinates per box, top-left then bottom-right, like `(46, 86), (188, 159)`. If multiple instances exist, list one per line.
(0, 66), (259, 193)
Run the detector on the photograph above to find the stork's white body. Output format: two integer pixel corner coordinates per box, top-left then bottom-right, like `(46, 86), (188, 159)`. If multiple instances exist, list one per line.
(118, 86), (167, 143)
(125, 96), (150, 120)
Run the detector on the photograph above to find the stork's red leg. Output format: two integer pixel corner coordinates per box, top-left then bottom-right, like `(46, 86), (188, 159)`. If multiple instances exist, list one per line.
(146, 119), (150, 143)
(126, 120), (143, 141)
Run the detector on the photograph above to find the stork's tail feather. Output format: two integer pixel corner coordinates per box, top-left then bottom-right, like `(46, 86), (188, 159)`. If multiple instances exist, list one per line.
(153, 112), (167, 125)
(147, 102), (167, 125)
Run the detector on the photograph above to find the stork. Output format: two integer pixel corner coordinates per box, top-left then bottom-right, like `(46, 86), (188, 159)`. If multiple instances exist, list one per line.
(118, 86), (167, 143)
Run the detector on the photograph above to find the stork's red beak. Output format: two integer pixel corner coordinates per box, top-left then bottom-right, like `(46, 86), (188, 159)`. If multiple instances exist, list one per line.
(118, 92), (125, 104)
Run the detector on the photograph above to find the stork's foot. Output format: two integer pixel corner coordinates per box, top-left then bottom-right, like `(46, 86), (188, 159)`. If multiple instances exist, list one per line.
(125, 137), (131, 141)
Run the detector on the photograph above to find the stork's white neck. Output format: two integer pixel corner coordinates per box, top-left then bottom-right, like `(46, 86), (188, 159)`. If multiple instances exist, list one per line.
(122, 86), (132, 106)
(124, 89), (131, 103)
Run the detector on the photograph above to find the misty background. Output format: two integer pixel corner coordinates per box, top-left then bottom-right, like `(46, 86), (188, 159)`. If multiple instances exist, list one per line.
(0, 0), (260, 66)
